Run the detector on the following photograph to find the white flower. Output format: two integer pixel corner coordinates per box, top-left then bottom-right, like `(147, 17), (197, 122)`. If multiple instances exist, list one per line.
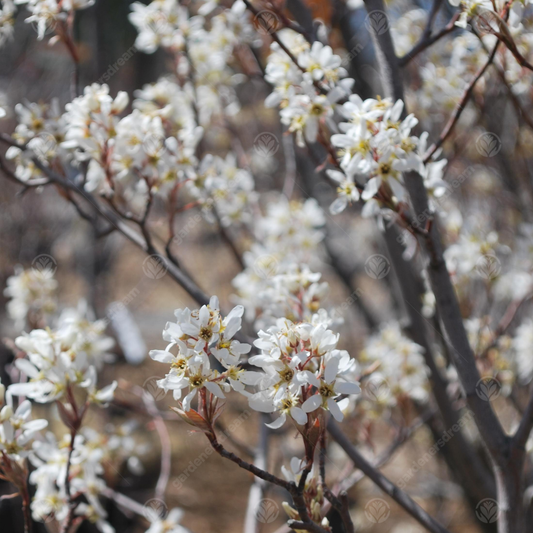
(327, 169), (360, 214)
(0, 387), (48, 459)
(301, 356), (360, 421)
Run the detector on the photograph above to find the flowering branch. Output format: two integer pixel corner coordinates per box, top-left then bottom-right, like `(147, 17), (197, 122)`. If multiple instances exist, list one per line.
(398, 11), (460, 67)
(423, 40), (500, 163)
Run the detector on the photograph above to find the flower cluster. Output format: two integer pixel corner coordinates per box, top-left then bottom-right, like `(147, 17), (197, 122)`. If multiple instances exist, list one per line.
(391, 8), (427, 58)
(150, 294), (361, 426)
(4, 266), (57, 326)
(265, 30), (353, 146)
(359, 322), (429, 406)
(234, 262), (331, 330)
(449, 0), (530, 28)
(0, 382), (48, 460)
(186, 153), (257, 226)
(232, 197), (327, 326)
(248, 317), (360, 426)
(29, 431), (113, 533)
(150, 296), (258, 410)
(9, 315), (116, 403)
(329, 97), (447, 215)
(130, 0), (254, 121)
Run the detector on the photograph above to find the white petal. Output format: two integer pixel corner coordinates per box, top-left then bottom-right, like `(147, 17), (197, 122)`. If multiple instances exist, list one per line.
(325, 358), (339, 384)
(327, 398), (344, 421)
(301, 394), (322, 413)
(149, 350), (174, 363)
(204, 381), (225, 399)
(290, 406), (307, 425)
(335, 381), (361, 395)
(265, 413), (286, 429)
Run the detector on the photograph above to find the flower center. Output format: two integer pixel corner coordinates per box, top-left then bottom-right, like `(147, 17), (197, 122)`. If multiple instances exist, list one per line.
(199, 327), (212, 341)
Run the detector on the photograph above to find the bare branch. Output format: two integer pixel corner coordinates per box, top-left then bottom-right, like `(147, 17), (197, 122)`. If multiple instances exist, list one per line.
(327, 419), (451, 533)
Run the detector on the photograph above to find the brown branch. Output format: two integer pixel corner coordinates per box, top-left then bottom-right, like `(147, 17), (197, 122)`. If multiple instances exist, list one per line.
(0, 154), (212, 306)
(514, 386), (533, 452)
(398, 11), (460, 67)
(327, 420), (451, 533)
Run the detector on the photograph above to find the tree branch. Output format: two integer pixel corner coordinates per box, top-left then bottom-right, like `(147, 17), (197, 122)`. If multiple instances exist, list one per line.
(327, 420), (451, 533)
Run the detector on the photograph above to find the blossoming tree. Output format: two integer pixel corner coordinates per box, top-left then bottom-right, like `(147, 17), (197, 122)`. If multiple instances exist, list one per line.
(0, 0), (533, 532)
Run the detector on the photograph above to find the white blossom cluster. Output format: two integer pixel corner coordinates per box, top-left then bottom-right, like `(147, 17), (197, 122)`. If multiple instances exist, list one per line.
(392, 11), (533, 123)
(329, 97), (447, 215)
(29, 431), (113, 533)
(186, 153), (257, 226)
(232, 196), (327, 327)
(248, 317), (361, 426)
(9, 325), (116, 404)
(265, 30), (353, 147)
(234, 262), (331, 330)
(4, 265), (57, 326)
(129, 0), (254, 121)
(264, 29), (448, 217)
(445, 229), (504, 281)
(0, 380), (48, 460)
(1, 267), (150, 533)
(6, 81), (259, 227)
(359, 322), (429, 406)
(149, 296), (257, 409)
(150, 294), (361, 426)
(3, 267), (116, 404)
(390, 8), (427, 58)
